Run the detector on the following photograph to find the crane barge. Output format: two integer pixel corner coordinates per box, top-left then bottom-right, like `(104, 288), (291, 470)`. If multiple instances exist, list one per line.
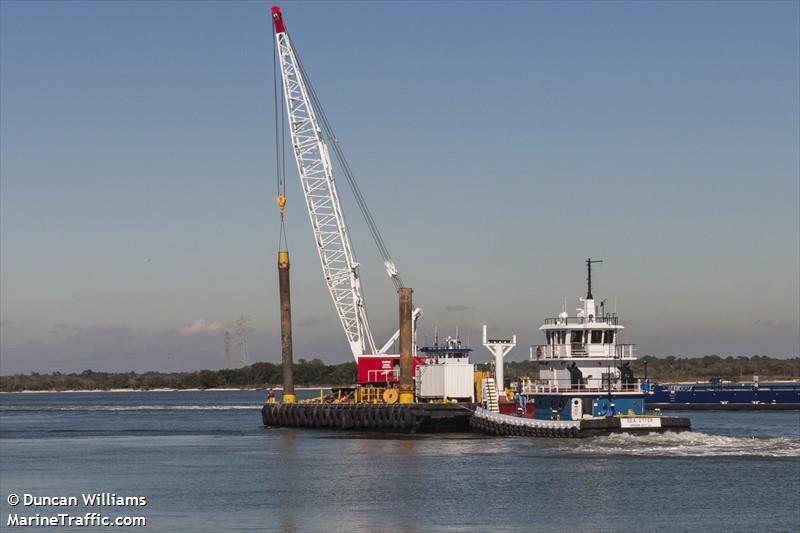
(260, 5), (690, 436)
(261, 4), (476, 432)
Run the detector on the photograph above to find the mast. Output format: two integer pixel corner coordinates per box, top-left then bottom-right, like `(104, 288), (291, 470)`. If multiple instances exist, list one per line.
(271, 6), (375, 358)
(586, 258), (603, 300)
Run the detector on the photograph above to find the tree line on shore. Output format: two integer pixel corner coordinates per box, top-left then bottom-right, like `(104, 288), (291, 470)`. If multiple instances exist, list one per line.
(1, 355), (797, 392)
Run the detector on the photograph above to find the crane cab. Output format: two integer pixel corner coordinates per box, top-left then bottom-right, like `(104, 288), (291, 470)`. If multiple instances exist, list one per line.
(357, 355), (427, 385)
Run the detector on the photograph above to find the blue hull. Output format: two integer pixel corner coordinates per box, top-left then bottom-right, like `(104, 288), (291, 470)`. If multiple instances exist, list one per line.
(647, 382), (800, 407)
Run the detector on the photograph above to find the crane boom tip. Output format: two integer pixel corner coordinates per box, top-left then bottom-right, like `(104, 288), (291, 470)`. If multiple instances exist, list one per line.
(271, 5), (286, 34)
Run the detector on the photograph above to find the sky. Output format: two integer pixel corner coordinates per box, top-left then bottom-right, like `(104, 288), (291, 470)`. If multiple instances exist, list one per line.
(1, 1), (798, 374)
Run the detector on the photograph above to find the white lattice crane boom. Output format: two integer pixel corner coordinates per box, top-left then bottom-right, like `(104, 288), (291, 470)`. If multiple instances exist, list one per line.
(271, 6), (418, 360)
(271, 6), (375, 358)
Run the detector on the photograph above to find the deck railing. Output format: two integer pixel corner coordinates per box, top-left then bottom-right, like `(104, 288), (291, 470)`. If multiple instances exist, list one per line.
(522, 379), (644, 394)
(366, 369), (395, 383)
(531, 344), (636, 360)
(543, 315), (619, 326)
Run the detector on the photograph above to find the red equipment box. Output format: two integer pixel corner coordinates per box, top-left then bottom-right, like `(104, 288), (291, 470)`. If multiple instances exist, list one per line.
(357, 355), (427, 384)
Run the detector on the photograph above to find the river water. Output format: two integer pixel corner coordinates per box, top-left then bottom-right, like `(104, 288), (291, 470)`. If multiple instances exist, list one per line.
(1, 390), (798, 532)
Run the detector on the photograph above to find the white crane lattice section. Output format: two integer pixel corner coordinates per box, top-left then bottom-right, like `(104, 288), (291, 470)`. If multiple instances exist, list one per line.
(275, 31), (376, 358)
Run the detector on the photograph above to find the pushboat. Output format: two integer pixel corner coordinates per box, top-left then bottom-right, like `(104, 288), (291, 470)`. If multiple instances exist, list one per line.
(470, 259), (691, 437)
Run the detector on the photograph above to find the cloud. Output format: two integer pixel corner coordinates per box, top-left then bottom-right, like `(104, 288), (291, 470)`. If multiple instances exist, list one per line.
(445, 305), (470, 312)
(177, 319), (224, 336)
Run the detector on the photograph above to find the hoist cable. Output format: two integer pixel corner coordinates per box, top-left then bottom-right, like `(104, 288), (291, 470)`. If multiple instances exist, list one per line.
(273, 31), (289, 254)
(272, 33), (284, 198)
(289, 34), (395, 266)
(289, 36), (403, 288)
(278, 216), (289, 253)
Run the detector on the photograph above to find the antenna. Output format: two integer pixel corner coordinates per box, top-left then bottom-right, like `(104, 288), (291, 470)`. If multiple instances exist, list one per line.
(586, 258), (603, 299)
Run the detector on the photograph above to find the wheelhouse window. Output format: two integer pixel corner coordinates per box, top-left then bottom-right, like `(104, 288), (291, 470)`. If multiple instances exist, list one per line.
(571, 331), (583, 343)
(590, 330), (603, 344)
(603, 330), (615, 344)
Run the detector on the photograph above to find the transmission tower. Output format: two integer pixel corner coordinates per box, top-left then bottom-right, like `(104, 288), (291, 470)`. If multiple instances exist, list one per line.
(224, 331), (232, 369)
(236, 317), (250, 366)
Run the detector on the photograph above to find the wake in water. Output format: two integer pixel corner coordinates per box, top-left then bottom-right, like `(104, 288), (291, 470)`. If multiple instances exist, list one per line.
(563, 430), (800, 458)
